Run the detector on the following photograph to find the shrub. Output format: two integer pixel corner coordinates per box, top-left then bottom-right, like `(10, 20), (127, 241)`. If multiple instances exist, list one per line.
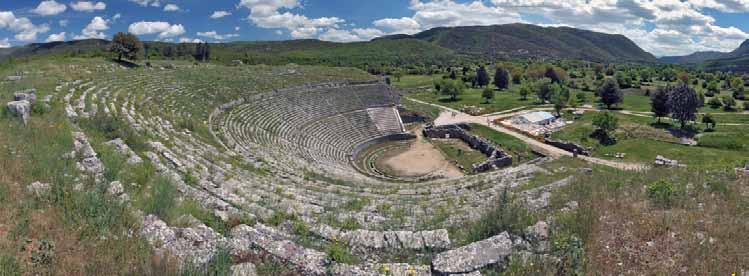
(461, 188), (534, 244)
(143, 176), (177, 219)
(325, 241), (358, 264)
(646, 180), (675, 208)
(708, 97), (722, 109)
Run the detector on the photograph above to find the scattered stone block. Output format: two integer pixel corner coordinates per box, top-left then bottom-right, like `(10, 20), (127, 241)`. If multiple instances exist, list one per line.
(433, 232), (514, 274)
(6, 100), (31, 124)
(231, 262), (257, 276)
(26, 181), (51, 197)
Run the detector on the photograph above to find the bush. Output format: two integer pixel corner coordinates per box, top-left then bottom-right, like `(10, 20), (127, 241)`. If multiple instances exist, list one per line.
(646, 180), (675, 208)
(143, 176), (177, 219)
(461, 188), (534, 244)
(708, 97), (722, 109)
(325, 241), (358, 264)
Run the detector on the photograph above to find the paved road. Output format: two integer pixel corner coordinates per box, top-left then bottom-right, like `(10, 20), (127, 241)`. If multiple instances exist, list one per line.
(407, 98), (649, 171)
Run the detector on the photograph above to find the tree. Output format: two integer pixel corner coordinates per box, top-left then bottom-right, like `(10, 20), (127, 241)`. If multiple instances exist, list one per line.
(449, 70), (457, 80)
(482, 88), (495, 103)
(708, 97), (722, 109)
(519, 83), (531, 101)
(650, 87), (670, 123)
(535, 78), (553, 103)
(702, 113), (716, 130)
(706, 81), (719, 96)
(731, 77), (745, 99)
(476, 66), (490, 87)
(598, 79), (623, 109)
(722, 95), (736, 110)
(550, 84), (570, 116)
(493, 68), (510, 90)
(668, 84), (700, 128)
(109, 32), (142, 61)
(593, 112), (618, 137)
(441, 80), (464, 101)
(615, 71), (632, 88)
(544, 66), (566, 84)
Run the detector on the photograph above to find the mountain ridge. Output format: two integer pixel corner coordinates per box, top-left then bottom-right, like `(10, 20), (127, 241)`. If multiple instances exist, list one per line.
(0, 23), (658, 64)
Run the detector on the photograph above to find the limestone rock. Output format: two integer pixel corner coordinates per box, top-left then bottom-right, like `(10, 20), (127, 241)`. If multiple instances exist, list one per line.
(26, 181), (51, 197)
(432, 232), (514, 274)
(14, 89), (37, 103)
(231, 262), (257, 276)
(6, 100), (31, 124)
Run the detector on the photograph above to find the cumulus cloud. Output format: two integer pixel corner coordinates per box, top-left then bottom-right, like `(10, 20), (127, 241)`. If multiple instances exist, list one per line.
(196, 31), (239, 40)
(0, 11), (50, 41)
(129, 21), (186, 38)
(163, 4), (180, 12)
(319, 28), (386, 42)
(129, 0), (160, 7)
(0, 38), (10, 48)
(74, 16), (109, 39)
(179, 37), (204, 43)
(238, 0), (344, 38)
(45, 32), (66, 42)
(70, 1), (106, 12)
(211, 11), (231, 19)
(59, 19), (68, 27)
(32, 0), (67, 16)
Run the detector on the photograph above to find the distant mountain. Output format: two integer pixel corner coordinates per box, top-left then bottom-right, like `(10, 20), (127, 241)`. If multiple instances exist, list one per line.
(0, 23), (659, 65)
(659, 51), (726, 64)
(0, 39), (109, 60)
(701, 40), (749, 72)
(659, 39), (749, 66)
(377, 23), (658, 63)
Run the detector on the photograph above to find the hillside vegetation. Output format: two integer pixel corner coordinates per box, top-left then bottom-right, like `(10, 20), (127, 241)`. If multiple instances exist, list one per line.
(383, 23), (658, 62)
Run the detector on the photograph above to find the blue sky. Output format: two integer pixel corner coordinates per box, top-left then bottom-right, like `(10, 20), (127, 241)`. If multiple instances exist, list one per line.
(1, 0), (749, 56)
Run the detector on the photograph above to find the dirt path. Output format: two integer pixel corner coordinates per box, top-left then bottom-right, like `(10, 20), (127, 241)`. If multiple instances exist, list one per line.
(381, 125), (464, 178)
(407, 98), (648, 171)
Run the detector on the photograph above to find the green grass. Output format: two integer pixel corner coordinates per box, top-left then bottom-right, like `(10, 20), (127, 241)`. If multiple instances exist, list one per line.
(551, 112), (749, 169)
(432, 139), (487, 173)
(407, 87), (541, 115)
(468, 124), (540, 163)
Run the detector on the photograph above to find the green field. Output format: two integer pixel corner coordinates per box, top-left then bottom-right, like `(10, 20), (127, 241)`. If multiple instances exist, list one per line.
(551, 111), (749, 169)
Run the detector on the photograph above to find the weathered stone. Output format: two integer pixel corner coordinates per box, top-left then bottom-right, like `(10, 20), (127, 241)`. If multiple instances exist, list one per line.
(230, 225), (328, 276)
(26, 181), (51, 197)
(141, 215), (227, 265)
(4, 75), (21, 81)
(421, 229), (451, 249)
(14, 89), (37, 103)
(6, 100), (31, 124)
(433, 232), (514, 274)
(231, 262), (257, 276)
(395, 231), (424, 250)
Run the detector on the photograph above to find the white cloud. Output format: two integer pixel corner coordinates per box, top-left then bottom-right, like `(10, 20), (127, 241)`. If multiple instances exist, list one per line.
(112, 13), (121, 21)
(0, 11), (50, 41)
(70, 1), (106, 12)
(179, 37), (204, 43)
(128, 21), (186, 38)
(163, 4), (180, 12)
(373, 17), (421, 34)
(74, 16), (109, 39)
(197, 31), (239, 40)
(238, 0), (345, 38)
(59, 19), (68, 27)
(0, 38), (10, 48)
(32, 0), (67, 16)
(235, 26), (241, 31)
(45, 32), (66, 42)
(129, 0), (160, 7)
(211, 11), (231, 19)
(319, 28), (386, 42)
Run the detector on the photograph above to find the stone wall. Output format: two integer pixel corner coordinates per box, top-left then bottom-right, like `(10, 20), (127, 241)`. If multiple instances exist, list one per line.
(544, 138), (591, 156)
(423, 124), (513, 172)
